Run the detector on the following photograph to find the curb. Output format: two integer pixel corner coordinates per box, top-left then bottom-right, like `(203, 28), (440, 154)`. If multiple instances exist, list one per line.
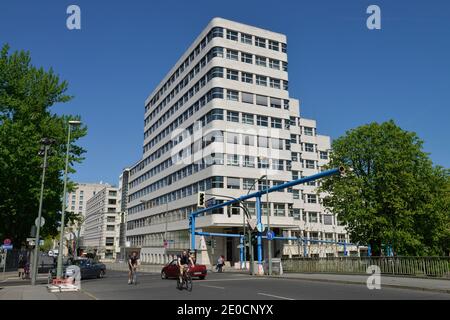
(267, 275), (450, 294)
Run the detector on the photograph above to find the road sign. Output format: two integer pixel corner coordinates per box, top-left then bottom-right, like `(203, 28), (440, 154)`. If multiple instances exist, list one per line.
(3, 239), (11, 245)
(35, 217), (45, 228)
(205, 197), (216, 208)
(248, 219), (256, 230)
(1, 245), (13, 250)
(267, 230), (274, 240)
(48, 250), (54, 257)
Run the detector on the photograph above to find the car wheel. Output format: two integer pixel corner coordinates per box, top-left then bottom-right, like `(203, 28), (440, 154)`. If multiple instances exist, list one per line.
(98, 270), (105, 278)
(199, 276), (205, 280)
(161, 271), (167, 279)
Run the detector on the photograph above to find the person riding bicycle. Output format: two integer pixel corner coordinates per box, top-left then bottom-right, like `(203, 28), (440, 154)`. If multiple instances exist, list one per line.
(177, 250), (194, 284)
(128, 251), (140, 284)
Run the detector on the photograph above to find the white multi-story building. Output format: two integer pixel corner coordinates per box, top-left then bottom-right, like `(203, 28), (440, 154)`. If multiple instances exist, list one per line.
(84, 186), (120, 261)
(66, 182), (111, 247)
(126, 18), (358, 267)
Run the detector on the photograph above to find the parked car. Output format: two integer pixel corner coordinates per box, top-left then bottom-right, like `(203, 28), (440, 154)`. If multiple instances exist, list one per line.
(161, 259), (207, 280)
(49, 258), (106, 280)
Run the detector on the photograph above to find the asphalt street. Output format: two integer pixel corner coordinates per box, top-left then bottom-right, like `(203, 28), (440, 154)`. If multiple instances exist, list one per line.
(77, 270), (450, 300)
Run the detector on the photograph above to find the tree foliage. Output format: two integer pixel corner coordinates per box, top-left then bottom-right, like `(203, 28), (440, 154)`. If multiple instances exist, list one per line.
(320, 120), (449, 256)
(0, 44), (87, 247)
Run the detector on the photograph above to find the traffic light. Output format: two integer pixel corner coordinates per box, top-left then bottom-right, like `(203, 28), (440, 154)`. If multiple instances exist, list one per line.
(212, 238), (216, 248)
(197, 192), (205, 208)
(206, 239), (212, 246)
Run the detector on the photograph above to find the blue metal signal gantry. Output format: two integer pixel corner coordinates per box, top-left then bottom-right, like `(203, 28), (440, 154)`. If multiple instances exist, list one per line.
(189, 167), (346, 274)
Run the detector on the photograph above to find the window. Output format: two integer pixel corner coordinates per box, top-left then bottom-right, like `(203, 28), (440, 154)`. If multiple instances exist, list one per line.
(241, 92), (254, 104)
(243, 156), (255, 168)
(211, 176), (224, 188)
(241, 72), (253, 84)
(243, 178), (255, 190)
(268, 40), (279, 51)
(109, 190), (117, 196)
(227, 132), (239, 144)
(258, 136), (269, 147)
(210, 108), (223, 120)
(270, 78), (281, 89)
(226, 69), (239, 81)
(257, 115), (268, 127)
(211, 27), (223, 38)
(320, 151), (328, 160)
(290, 134), (297, 144)
(271, 138), (283, 150)
(255, 94), (268, 106)
(274, 203), (285, 216)
(226, 90), (239, 101)
(107, 216), (115, 223)
(255, 55), (266, 67)
(282, 43), (287, 53)
(226, 49), (238, 61)
(211, 153), (224, 165)
(256, 75), (267, 86)
(243, 135), (254, 146)
(227, 111), (239, 123)
(307, 195), (317, 204)
(255, 37), (266, 48)
(289, 116), (296, 126)
(293, 189), (300, 199)
(258, 157), (269, 169)
(242, 113), (254, 124)
(271, 118), (282, 129)
(304, 127), (314, 136)
(338, 234), (346, 242)
(227, 154), (240, 166)
(226, 30), (238, 41)
(272, 159), (284, 170)
(105, 237), (114, 246)
(305, 160), (315, 169)
(208, 67), (223, 79)
(108, 199), (116, 205)
(291, 152), (298, 162)
(241, 52), (253, 64)
(282, 61), (288, 72)
(283, 80), (289, 90)
(107, 225), (115, 231)
(210, 47), (224, 58)
(241, 33), (252, 44)
(305, 143), (314, 152)
(227, 177), (240, 189)
(269, 59), (280, 70)
(211, 88), (224, 99)
(323, 214), (333, 225)
(270, 97), (282, 108)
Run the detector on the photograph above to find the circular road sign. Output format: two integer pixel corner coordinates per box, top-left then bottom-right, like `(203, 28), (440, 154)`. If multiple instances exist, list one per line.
(35, 217), (45, 228)
(267, 230), (274, 240)
(3, 239), (11, 245)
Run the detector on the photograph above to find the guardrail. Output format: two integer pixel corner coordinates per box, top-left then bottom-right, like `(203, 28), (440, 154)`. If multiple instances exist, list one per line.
(282, 257), (450, 279)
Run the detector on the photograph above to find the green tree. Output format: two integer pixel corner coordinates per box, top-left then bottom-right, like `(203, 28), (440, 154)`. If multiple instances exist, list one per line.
(320, 120), (449, 256)
(0, 44), (87, 247)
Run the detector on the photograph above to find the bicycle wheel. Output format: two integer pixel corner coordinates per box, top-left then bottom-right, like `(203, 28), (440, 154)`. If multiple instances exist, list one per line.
(133, 272), (137, 285)
(176, 277), (182, 290)
(185, 274), (193, 292)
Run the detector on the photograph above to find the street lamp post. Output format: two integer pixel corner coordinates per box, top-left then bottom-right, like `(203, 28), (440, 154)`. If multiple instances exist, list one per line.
(265, 165), (272, 276)
(31, 138), (55, 285)
(56, 120), (81, 279)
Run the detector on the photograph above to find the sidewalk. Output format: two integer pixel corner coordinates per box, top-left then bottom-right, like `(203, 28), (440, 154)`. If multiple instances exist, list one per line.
(275, 273), (450, 294)
(0, 284), (94, 300)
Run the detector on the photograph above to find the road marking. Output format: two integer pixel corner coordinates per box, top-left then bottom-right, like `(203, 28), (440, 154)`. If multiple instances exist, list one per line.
(200, 284), (225, 290)
(257, 292), (294, 300)
(81, 289), (99, 300)
(201, 278), (266, 283)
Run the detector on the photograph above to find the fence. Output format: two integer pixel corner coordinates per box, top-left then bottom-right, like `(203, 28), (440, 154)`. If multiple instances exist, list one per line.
(282, 256), (450, 279)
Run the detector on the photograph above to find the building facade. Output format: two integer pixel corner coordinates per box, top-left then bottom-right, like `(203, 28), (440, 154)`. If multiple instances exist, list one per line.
(118, 169), (131, 259)
(84, 186), (120, 261)
(126, 18), (358, 267)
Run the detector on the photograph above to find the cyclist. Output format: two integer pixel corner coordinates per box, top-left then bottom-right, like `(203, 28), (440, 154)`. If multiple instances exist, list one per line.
(177, 250), (194, 285)
(128, 251), (140, 284)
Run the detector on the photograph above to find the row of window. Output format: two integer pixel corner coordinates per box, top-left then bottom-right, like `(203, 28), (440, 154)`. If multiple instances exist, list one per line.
(223, 27), (287, 53)
(145, 45), (288, 126)
(144, 65), (288, 139)
(147, 26), (227, 110)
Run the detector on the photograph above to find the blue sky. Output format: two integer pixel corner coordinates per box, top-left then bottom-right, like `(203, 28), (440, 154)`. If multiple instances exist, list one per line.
(1, 0), (449, 185)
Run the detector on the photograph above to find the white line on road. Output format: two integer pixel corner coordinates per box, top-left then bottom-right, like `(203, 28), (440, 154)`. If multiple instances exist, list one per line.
(200, 284), (225, 290)
(257, 293), (294, 300)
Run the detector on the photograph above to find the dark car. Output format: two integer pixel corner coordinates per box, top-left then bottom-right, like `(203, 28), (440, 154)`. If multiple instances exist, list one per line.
(49, 258), (106, 280)
(161, 259), (207, 280)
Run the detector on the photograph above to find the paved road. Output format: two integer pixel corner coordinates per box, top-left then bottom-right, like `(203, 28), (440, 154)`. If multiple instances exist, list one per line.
(79, 271), (450, 300)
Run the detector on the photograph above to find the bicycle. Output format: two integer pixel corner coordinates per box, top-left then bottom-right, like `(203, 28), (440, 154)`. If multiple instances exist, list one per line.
(177, 266), (192, 292)
(130, 267), (138, 285)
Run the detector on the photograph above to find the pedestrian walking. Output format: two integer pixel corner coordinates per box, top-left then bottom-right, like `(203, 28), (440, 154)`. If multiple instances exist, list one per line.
(18, 255), (26, 279)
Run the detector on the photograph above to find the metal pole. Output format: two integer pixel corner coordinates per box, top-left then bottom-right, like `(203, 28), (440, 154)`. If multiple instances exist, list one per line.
(32, 145), (48, 285)
(266, 167), (272, 276)
(256, 196), (263, 275)
(57, 124), (72, 279)
(248, 229), (254, 275)
(242, 207), (246, 270)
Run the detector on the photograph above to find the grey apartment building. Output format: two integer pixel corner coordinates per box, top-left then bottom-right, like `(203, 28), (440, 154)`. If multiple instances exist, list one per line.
(126, 18), (359, 267)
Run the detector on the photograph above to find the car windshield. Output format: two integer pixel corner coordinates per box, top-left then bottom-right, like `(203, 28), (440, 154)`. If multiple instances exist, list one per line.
(72, 259), (89, 266)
